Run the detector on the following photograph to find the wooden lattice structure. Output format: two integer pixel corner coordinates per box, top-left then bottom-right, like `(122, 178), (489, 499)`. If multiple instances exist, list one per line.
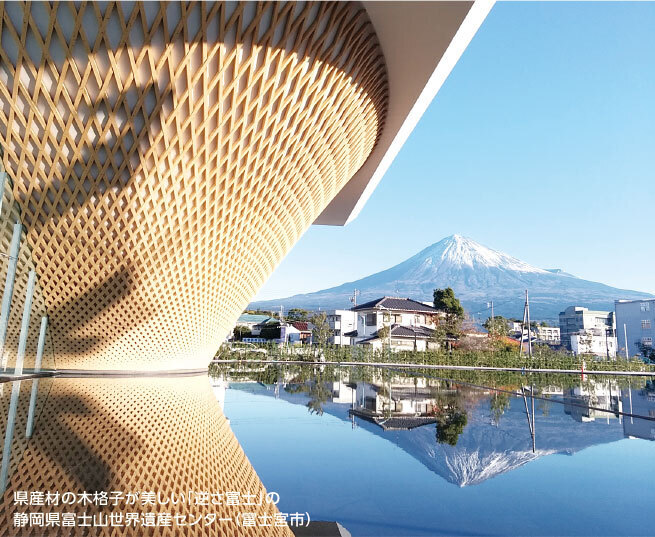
(0, 1), (388, 370)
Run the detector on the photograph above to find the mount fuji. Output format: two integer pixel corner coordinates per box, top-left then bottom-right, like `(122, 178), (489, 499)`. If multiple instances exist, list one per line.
(250, 235), (653, 320)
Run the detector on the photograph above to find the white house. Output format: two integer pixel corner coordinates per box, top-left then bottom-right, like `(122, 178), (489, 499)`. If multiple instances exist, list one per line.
(350, 297), (442, 351)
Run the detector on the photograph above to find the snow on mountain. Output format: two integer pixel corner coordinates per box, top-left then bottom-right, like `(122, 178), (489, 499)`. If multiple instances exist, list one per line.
(427, 234), (547, 273)
(250, 235), (653, 320)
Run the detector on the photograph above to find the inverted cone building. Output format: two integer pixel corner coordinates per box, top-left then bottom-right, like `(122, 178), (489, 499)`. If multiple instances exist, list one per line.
(0, 1), (491, 371)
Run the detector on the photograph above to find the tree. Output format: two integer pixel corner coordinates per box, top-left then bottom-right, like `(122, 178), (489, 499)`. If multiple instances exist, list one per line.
(484, 316), (508, 338)
(311, 312), (332, 346)
(245, 309), (279, 319)
(432, 288), (465, 347)
(433, 287), (464, 318)
(287, 308), (310, 322)
(638, 343), (655, 363)
(377, 325), (390, 341)
(433, 389), (468, 446)
(490, 391), (511, 425)
(436, 410), (468, 446)
(260, 324), (281, 340)
(233, 325), (252, 341)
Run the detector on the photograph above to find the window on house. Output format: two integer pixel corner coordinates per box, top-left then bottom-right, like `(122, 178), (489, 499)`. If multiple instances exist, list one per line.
(334, 329), (341, 336)
(366, 313), (376, 326)
(641, 302), (651, 312)
(642, 320), (652, 330)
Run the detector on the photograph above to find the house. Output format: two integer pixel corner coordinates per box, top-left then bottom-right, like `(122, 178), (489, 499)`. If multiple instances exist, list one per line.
(558, 306), (616, 352)
(349, 379), (439, 430)
(615, 298), (655, 359)
(289, 321), (313, 344)
(350, 297), (442, 351)
(326, 310), (357, 345)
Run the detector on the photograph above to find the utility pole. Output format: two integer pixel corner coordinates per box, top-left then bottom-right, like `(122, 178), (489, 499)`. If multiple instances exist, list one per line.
(349, 289), (359, 308)
(487, 300), (494, 335)
(519, 290), (532, 359)
(624, 323), (629, 359)
(349, 289), (360, 353)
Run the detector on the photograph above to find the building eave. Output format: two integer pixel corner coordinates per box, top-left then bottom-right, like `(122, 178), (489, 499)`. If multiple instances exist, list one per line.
(314, 0), (494, 226)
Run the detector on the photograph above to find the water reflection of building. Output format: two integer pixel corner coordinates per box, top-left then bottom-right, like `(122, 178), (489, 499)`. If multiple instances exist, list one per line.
(563, 381), (622, 423)
(621, 383), (655, 440)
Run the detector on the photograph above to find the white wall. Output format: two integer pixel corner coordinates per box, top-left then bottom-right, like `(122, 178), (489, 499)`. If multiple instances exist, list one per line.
(571, 333), (617, 358)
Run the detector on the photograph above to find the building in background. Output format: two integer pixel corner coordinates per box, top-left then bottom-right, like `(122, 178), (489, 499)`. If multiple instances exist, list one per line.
(570, 332), (617, 358)
(558, 306), (616, 351)
(327, 310), (357, 346)
(615, 298), (655, 358)
(535, 325), (561, 344)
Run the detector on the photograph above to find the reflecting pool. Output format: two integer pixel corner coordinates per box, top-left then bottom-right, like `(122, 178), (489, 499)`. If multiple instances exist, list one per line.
(217, 364), (655, 537)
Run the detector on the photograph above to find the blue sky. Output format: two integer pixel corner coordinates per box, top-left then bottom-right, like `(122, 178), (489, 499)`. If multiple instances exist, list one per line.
(255, 2), (655, 301)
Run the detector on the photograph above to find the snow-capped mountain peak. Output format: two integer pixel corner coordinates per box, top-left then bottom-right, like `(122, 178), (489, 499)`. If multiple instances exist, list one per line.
(423, 235), (547, 274)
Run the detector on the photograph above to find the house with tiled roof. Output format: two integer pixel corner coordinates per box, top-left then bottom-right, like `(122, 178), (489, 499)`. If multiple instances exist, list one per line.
(350, 297), (443, 351)
(289, 321), (313, 344)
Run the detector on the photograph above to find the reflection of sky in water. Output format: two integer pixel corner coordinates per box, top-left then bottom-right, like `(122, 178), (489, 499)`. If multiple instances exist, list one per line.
(224, 378), (655, 537)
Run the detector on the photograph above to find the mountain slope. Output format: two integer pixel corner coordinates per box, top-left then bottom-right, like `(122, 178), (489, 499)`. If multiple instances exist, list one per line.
(251, 235), (653, 320)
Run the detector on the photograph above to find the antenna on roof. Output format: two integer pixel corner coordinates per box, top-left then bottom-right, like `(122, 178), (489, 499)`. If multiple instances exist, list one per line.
(350, 289), (360, 308)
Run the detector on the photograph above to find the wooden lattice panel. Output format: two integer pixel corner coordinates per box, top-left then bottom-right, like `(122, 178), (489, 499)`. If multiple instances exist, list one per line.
(0, 2), (388, 370)
(0, 375), (294, 537)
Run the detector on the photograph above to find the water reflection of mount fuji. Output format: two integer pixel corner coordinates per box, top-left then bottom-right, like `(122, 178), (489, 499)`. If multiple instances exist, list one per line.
(225, 379), (652, 488)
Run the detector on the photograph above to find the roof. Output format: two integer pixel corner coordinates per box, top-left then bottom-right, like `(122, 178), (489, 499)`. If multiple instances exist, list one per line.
(350, 409), (437, 431)
(315, 1), (492, 225)
(352, 296), (440, 313)
(237, 314), (275, 324)
(290, 321), (311, 332)
(357, 324), (435, 343)
(389, 325), (435, 338)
